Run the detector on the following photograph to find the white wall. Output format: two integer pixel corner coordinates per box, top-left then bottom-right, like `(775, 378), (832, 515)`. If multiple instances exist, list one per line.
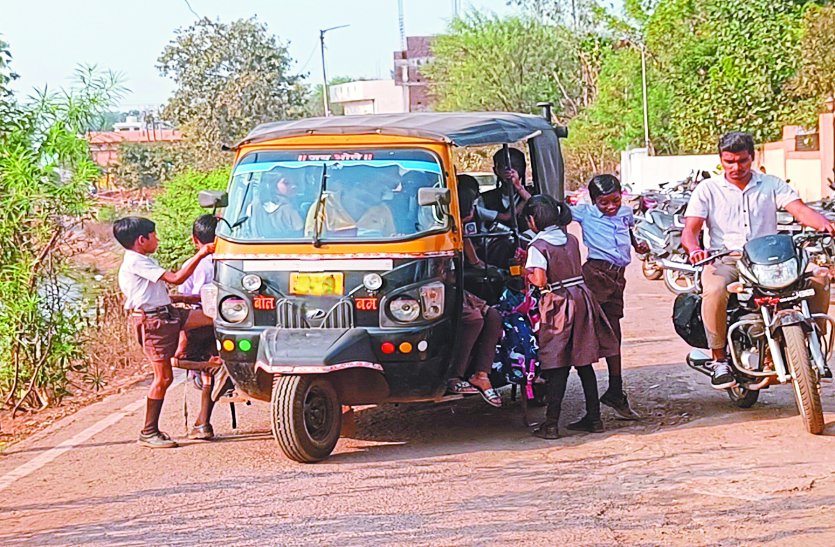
(330, 80), (408, 114)
(621, 148), (719, 192)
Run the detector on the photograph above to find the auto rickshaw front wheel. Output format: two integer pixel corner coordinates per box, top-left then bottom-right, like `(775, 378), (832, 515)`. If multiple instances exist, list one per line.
(270, 375), (342, 463)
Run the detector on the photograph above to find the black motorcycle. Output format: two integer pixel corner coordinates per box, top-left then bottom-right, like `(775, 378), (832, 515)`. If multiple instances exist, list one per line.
(674, 233), (832, 434)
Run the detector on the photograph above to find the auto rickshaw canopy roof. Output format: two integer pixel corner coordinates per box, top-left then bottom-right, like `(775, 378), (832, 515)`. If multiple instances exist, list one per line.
(238, 112), (564, 147)
(237, 112), (567, 199)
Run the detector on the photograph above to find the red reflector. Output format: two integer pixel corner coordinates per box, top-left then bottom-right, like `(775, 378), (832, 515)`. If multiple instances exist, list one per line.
(253, 295), (276, 311)
(355, 297), (378, 311)
(381, 342), (396, 354)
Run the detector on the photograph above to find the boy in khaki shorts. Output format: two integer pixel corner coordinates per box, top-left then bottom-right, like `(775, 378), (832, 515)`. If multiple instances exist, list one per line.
(114, 217), (214, 448)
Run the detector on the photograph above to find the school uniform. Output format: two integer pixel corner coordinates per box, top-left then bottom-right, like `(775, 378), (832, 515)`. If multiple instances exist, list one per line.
(526, 227), (618, 430)
(526, 228), (620, 369)
(571, 204), (635, 342)
(119, 250), (188, 363)
(451, 291), (503, 378)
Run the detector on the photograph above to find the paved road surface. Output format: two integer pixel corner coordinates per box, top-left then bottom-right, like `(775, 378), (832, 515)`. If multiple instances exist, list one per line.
(1, 264), (834, 546)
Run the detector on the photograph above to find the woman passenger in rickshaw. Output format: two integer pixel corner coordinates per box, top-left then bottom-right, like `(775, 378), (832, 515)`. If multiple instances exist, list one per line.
(445, 180), (503, 407)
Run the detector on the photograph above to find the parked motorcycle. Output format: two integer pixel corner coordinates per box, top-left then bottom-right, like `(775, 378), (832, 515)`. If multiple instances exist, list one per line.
(634, 205), (696, 293)
(673, 233), (833, 434)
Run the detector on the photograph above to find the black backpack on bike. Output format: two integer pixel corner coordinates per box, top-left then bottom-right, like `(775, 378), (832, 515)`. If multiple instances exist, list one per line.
(672, 292), (709, 349)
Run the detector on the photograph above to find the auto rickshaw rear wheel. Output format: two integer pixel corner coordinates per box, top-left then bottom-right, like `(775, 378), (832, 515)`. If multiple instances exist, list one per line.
(270, 375), (342, 463)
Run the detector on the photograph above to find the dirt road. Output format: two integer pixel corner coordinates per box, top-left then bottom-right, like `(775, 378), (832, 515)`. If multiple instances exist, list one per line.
(1, 264), (834, 546)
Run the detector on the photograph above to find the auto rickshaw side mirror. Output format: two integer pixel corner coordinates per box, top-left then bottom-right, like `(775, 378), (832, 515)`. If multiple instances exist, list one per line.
(417, 187), (451, 207)
(199, 190), (228, 209)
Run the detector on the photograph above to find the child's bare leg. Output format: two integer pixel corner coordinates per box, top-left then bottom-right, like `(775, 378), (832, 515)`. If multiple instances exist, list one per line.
(143, 358), (174, 436)
(194, 372), (215, 427)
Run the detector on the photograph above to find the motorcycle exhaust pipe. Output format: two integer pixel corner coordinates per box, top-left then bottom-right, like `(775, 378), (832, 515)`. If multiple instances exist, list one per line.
(658, 259), (698, 274)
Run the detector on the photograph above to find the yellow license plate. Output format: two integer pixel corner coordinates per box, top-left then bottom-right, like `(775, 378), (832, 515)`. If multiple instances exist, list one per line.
(289, 272), (344, 296)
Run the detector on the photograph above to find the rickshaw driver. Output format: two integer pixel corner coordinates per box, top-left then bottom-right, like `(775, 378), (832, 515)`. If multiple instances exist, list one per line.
(252, 169), (304, 237)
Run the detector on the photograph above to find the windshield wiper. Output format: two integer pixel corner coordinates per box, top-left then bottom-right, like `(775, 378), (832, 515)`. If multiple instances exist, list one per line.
(229, 173), (254, 231)
(311, 163), (329, 248)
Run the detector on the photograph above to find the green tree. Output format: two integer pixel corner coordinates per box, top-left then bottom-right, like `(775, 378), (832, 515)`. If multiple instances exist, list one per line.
(113, 142), (184, 189)
(424, 13), (585, 118)
(157, 17), (305, 171)
(789, 3), (835, 122)
(0, 36), (19, 132)
(0, 65), (124, 411)
(153, 168), (230, 269)
(646, 0), (814, 152)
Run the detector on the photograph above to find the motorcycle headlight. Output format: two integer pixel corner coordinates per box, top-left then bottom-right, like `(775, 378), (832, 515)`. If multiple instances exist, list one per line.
(419, 282), (445, 320)
(388, 296), (421, 322)
(219, 296), (249, 323)
(751, 259), (799, 289)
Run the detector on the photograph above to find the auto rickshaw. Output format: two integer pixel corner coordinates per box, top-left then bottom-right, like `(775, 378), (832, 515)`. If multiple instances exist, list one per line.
(198, 109), (567, 462)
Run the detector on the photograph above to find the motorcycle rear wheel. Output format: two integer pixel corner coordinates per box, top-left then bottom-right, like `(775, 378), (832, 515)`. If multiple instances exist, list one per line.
(783, 324), (824, 434)
(641, 258), (663, 281)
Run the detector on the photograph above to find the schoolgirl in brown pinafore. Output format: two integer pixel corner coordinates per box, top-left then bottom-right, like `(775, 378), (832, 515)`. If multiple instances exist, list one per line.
(524, 195), (619, 440)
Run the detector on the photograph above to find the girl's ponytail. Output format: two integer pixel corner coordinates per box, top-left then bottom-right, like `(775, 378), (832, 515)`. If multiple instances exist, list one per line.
(525, 194), (572, 229)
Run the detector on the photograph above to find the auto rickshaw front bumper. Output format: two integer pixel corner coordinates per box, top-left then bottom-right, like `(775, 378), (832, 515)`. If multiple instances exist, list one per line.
(254, 327), (383, 375)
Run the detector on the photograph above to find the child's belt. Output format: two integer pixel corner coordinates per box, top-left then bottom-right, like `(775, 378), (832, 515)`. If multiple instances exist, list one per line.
(541, 276), (585, 293)
(129, 304), (174, 317)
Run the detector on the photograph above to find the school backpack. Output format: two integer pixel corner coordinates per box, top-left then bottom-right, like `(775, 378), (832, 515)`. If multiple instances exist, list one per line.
(672, 292), (709, 349)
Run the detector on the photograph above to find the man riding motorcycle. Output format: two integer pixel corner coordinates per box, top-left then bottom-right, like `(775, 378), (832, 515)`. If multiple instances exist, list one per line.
(681, 132), (835, 389)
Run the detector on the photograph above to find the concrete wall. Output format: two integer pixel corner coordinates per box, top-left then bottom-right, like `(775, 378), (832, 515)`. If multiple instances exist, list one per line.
(620, 148), (718, 192)
(330, 80), (408, 115)
(621, 113), (835, 201)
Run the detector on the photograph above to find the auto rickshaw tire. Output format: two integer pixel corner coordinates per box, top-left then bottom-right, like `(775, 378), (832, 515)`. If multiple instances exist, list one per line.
(783, 325), (825, 435)
(270, 375), (342, 463)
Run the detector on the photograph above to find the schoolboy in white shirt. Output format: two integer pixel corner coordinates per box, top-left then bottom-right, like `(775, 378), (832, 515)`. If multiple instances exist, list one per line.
(114, 216), (214, 448)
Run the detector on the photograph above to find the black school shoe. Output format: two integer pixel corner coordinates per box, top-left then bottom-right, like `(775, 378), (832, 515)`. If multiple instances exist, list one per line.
(567, 415), (604, 433)
(600, 390), (641, 420)
(138, 431), (178, 449)
(532, 421), (560, 440)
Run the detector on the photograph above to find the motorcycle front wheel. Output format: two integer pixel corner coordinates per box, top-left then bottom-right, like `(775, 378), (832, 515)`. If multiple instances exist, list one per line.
(783, 324), (825, 434)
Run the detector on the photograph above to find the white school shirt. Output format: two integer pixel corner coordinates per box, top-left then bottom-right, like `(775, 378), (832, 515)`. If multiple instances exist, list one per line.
(525, 226), (568, 271)
(179, 255), (213, 297)
(684, 172), (800, 251)
(118, 250), (172, 311)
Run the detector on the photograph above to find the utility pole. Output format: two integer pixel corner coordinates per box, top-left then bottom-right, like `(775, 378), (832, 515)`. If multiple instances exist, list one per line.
(319, 25), (349, 117)
(640, 42), (650, 152)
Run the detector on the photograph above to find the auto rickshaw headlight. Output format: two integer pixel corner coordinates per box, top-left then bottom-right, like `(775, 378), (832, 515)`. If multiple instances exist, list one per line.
(241, 274), (263, 292)
(200, 284), (218, 319)
(219, 296), (249, 323)
(388, 296), (421, 322)
(363, 273), (384, 291)
(419, 282), (445, 320)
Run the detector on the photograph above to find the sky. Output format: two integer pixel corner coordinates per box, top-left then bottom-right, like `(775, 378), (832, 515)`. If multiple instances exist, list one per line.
(1, 0), (517, 109)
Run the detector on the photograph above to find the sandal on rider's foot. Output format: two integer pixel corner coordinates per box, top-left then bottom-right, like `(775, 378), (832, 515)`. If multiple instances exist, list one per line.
(188, 424), (215, 441)
(138, 431), (178, 449)
(532, 422), (560, 440)
(472, 384), (502, 408)
(447, 378), (478, 395)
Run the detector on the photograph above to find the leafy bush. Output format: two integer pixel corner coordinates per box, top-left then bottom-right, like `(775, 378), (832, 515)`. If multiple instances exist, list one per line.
(153, 168), (230, 269)
(0, 64), (124, 412)
(113, 141), (185, 189)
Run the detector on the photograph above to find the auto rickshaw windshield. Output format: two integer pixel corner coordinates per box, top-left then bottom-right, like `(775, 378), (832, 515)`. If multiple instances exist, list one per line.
(218, 148), (448, 242)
